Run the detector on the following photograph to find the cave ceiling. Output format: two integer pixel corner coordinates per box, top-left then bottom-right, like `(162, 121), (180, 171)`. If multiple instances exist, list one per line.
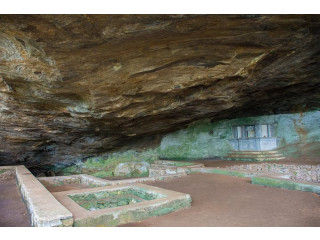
(0, 14), (319, 165)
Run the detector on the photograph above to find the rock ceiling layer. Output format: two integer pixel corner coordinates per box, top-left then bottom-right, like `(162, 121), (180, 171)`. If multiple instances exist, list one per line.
(0, 15), (320, 166)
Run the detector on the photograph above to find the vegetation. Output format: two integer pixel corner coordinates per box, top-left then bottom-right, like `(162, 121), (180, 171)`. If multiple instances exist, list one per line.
(251, 177), (320, 194)
(69, 188), (162, 210)
(62, 149), (159, 178)
(162, 162), (195, 167)
(0, 169), (8, 174)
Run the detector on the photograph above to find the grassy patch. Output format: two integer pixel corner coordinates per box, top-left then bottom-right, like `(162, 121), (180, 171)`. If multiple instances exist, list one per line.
(90, 170), (114, 178)
(188, 168), (254, 178)
(62, 165), (82, 175)
(51, 181), (64, 187)
(251, 177), (320, 194)
(0, 169), (8, 174)
(207, 169), (247, 177)
(170, 162), (194, 166)
(160, 161), (195, 166)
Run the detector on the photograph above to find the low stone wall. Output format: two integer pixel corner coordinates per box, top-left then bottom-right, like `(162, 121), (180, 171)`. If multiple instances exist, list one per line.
(38, 175), (82, 185)
(38, 174), (111, 187)
(108, 172), (187, 185)
(80, 174), (111, 186)
(149, 166), (187, 177)
(15, 165), (73, 227)
(187, 167), (258, 178)
(252, 176), (320, 194)
(149, 161), (205, 177)
(227, 163), (320, 183)
(38, 173), (186, 188)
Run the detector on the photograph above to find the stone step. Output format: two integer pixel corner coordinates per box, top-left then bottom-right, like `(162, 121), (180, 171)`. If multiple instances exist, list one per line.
(154, 160), (204, 167)
(229, 151), (280, 155)
(149, 167), (186, 176)
(226, 155), (286, 159)
(225, 156), (286, 161)
(151, 163), (204, 169)
(231, 155), (280, 158)
(151, 164), (178, 168)
(228, 153), (283, 158)
(225, 150), (285, 162)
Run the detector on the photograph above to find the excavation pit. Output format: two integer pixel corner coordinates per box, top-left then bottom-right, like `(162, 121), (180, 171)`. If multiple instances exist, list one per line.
(68, 187), (165, 211)
(53, 183), (192, 227)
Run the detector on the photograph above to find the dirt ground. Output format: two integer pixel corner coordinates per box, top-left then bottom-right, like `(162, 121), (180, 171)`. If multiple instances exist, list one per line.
(40, 181), (91, 192)
(121, 173), (320, 227)
(0, 177), (31, 227)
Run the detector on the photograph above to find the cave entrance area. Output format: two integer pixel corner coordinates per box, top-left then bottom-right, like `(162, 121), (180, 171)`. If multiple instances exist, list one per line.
(230, 124), (278, 151)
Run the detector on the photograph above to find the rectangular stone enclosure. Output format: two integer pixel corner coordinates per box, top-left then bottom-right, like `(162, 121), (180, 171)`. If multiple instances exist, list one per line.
(53, 183), (192, 227)
(68, 187), (165, 211)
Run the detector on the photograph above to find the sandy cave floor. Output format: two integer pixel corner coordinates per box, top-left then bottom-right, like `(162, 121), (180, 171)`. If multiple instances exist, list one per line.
(121, 173), (320, 227)
(0, 177), (31, 227)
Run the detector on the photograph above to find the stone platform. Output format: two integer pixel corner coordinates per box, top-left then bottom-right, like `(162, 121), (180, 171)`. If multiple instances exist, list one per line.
(225, 150), (286, 161)
(149, 160), (204, 176)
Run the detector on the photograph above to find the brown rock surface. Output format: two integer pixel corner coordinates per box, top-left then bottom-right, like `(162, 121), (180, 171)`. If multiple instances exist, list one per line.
(0, 15), (320, 166)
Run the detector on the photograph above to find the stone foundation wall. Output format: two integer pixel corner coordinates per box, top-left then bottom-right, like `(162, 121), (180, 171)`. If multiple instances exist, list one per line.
(227, 164), (320, 183)
(15, 165), (73, 227)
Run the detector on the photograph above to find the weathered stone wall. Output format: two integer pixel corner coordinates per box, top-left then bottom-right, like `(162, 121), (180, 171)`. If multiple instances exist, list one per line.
(15, 165), (73, 227)
(158, 110), (320, 159)
(227, 164), (320, 183)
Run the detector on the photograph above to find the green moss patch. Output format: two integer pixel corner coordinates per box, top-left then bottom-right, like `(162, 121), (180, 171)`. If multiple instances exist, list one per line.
(165, 162), (195, 167)
(51, 181), (65, 187)
(208, 169), (247, 177)
(251, 177), (320, 194)
(61, 149), (158, 178)
(0, 169), (8, 174)
(73, 195), (192, 227)
(90, 170), (114, 178)
(188, 168), (256, 178)
(278, 142), (320, 158)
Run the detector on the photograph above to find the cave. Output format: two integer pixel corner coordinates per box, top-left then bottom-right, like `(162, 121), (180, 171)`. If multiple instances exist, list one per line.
(0, 14), (320, 228)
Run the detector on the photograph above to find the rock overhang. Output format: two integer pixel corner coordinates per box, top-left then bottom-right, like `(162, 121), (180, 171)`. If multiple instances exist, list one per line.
(0, 14), (320, 166)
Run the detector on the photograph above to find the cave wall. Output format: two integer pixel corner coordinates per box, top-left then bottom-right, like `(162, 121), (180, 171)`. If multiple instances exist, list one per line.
(158, 110), (320, 160)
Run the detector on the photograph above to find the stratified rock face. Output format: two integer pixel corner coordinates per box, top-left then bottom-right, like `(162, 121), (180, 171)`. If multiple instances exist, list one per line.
(0, 15), (320, 166)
